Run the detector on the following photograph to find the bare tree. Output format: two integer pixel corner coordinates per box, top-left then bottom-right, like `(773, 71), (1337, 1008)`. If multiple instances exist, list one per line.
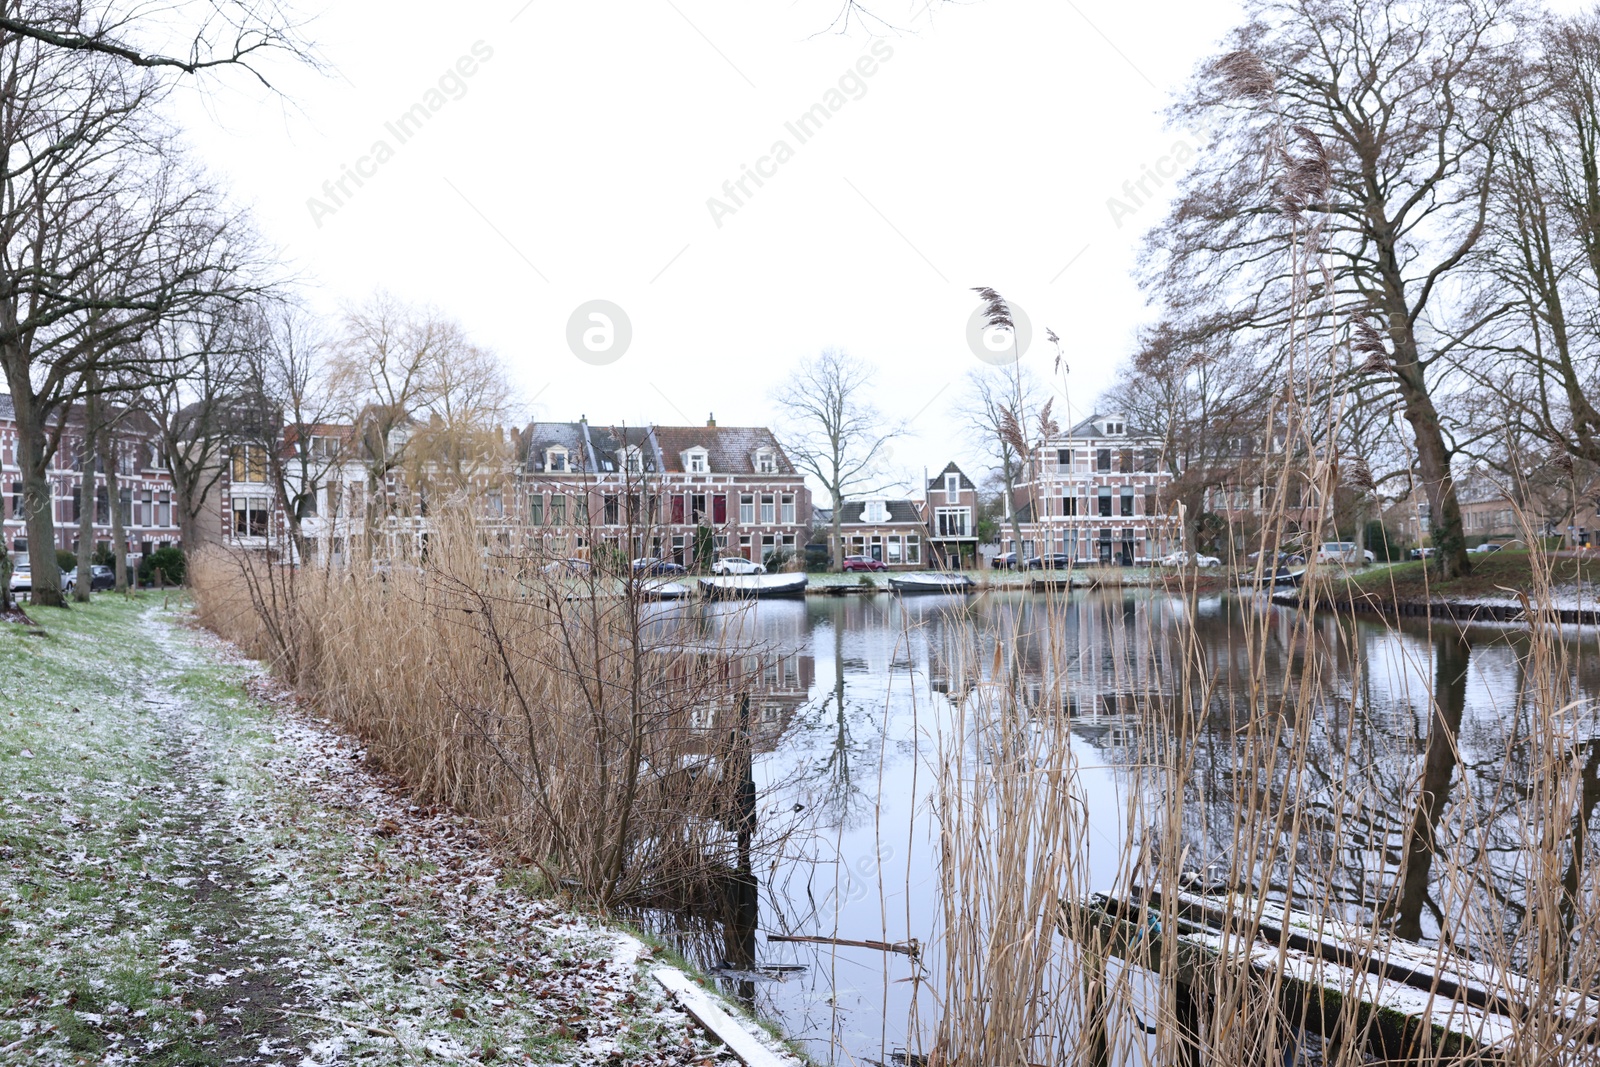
(0, 0), (309, 84)
(772, 348), (903, 571)
(1147, 0), (1532, 578)
(330, 293), (513, 558)
(1, 19), (251, 605)
(957, 365), (1045, 554)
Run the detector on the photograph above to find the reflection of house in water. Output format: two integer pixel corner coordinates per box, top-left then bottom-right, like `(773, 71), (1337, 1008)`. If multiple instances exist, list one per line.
(652, 641), (814, 753)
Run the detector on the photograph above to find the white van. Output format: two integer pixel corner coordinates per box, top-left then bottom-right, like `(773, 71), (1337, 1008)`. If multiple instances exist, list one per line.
(1315, 542), (1361, 565)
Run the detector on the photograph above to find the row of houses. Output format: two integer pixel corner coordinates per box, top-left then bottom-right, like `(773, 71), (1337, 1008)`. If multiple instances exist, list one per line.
(0, 395), (184, 563)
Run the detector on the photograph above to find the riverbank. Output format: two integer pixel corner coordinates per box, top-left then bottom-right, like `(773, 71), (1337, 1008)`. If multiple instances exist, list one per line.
(1274, 551), (1600, 624)
(0, 594), (789, 1066)
(801, 566), (1228, 595)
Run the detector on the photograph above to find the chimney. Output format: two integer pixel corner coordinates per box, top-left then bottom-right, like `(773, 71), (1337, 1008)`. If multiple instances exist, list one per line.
(706, 413), (716, 427)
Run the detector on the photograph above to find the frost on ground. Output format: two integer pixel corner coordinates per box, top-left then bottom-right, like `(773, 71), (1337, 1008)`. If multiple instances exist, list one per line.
(0, 595), (769, 1065)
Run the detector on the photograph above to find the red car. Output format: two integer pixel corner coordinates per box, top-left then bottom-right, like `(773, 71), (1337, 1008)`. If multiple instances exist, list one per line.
(841, 555), (886, 572)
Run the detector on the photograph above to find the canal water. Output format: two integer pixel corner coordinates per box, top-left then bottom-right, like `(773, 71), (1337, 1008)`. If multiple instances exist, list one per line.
(644, 589), (1600, 1065)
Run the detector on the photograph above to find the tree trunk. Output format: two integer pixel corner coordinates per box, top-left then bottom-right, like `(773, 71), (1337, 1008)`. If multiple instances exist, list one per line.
(74, 387), (98, 602)
(831, 501), (845, 571)
(100, 431), (129, 591)
(13, 394), (64, 608)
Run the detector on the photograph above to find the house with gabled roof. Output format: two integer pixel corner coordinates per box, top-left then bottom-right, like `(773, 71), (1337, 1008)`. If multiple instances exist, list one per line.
(831, 498), (926, 568)
(921, 461), (980, 569)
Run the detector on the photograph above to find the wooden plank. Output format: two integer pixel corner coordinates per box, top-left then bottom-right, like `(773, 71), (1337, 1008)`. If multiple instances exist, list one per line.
(652, 967), (798, 1067)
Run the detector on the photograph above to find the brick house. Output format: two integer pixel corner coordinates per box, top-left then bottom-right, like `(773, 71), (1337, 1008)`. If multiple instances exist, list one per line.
(0, 394), (182, 564)
(516, 417), (811, 566)
(1009, 412), (1182, 565)
(921, 461), (980, 569)
(832, 498), (926, 568)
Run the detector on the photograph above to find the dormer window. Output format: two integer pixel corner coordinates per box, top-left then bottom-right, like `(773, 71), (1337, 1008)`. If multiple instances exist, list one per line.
(685, 448), (709, 474)
(945, 472), (960, 501)
(546, 447), (569, 473)
(754, 450), (776, 475)
(864, 500), (888, 523)
(624, 447), (643, 474)
(1104, 419), (1125, 436)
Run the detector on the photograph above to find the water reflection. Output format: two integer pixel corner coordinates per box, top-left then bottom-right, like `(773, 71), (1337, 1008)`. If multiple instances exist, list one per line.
(639, 591), (1600, 1065)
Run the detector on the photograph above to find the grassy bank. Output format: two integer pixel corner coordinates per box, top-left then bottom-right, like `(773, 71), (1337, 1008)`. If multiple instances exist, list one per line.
(0, 593), (764, 1066)
(1320, 551), (1600, 610)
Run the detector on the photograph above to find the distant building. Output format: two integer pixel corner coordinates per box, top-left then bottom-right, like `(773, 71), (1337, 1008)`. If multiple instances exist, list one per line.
(920, 461), (980, 569)
(517, 417), (811, 566)
(1008, 413), (1181, 564)
(832, 498), (926, 568)
(0, 394), (182, 563)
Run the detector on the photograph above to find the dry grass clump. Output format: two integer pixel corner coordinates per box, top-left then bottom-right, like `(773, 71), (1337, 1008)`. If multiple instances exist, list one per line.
(191, 509), (784, 910)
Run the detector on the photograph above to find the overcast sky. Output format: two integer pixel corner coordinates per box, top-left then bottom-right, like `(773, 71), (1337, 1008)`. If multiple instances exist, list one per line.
(171, 0), (1250, 499)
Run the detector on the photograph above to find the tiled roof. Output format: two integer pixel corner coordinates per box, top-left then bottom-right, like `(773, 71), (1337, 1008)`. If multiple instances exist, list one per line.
(1063, 412), (1158, 441)
(837, 500), (923, 525)
(926, 461), (976, 491)
(651, 424), (794, 475)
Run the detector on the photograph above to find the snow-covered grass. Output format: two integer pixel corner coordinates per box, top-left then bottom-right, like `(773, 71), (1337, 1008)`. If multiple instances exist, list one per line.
(1, 594), (779, 1065)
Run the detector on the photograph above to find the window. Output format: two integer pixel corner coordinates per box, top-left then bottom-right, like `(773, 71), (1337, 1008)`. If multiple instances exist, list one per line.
(761, 533), (775, 559)
(624, 448), (643, 474)
(945, 473), (960, 501)
(906, 536), (920, 564)
(1096, 449), (1111, 472)
(739, 494), (755, 524)
(486, 490), (504, 518)
(95, 487), (109, 524)
(780, 494), (795, 524)
(10, 481), (22, 519)
(1145, 490), (1157, 517)
(231, 445), (267, 483)
(1141, 449), (1158, 473)
(1120, 487), (1134, 517)
(232, 497), (269, 538)
(1105, 420), (1124, 436)
(864, 500), (887, 524)
(118, 488), (131, 525)
(550, 494), (566, 525)
(1064, 495), (1078, 517)
(546, 447), (569, 472)
(936, 508), (970, 537)
(1056, 448), (1073, 467)
(311, 435), (340, 460)
(754, 450), (776, 474)
(760, 494), (775, 524)
(603, 495), (620, 525)
(158, 492), (171, 527)
(887, 538), (902, 564)
(1098, 487), (1113, 517)
(686, 449), (708, 474)
(529, 494), (544, 525)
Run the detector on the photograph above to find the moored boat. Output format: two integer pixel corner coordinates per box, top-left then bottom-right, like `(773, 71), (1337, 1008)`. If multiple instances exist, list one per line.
(887, 572), (977, 594)
(698, 573), (809, 599)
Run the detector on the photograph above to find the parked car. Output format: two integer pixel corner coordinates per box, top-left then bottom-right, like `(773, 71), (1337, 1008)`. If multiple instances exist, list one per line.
(990, 552), (1018, 570)
(8, 554), (35, 593)
(1314, 542), (1361, 565)
(541, 558), (591, 576)
(1363, 549), (1376, 564)
(712, 556), (765, 576)
(60, 565), (116, 594)
(1025, 553), (1073, 570)
(632, 557), (687, 576)
(841, 555), (886, 573)
(1408, 547), (1436, 560)
(1469, 542), (1503, 554)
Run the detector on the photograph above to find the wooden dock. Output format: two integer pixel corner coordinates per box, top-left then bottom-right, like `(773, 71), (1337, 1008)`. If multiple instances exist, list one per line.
(1060, 887), (1600, 1062)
